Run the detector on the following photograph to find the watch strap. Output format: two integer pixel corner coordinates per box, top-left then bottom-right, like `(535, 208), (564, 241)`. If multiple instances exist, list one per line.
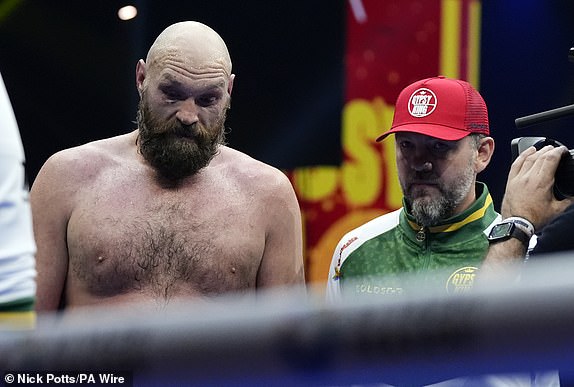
(506, 223), (531, 246)
(505, 216), (535, 238)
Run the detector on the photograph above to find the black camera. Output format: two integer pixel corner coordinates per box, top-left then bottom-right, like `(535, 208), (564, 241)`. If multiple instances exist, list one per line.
(511, 137), (574, 200)
(510, 47), (574, 201)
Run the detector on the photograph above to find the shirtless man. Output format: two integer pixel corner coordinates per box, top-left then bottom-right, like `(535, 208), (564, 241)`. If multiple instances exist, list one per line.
(31, 21), (305, 311)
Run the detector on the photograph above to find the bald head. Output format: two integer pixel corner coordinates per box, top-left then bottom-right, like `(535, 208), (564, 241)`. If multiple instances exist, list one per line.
(146, 21), (232, 78)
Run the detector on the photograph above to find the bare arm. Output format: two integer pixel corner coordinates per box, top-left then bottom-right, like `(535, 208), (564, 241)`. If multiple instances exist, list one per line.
(256, 170), (305, 290)
(30, 153), (74, 311)
(483, 145), (574, 269)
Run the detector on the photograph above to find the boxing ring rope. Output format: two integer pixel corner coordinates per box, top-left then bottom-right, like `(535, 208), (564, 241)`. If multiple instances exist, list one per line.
(2, 254), (574, 386)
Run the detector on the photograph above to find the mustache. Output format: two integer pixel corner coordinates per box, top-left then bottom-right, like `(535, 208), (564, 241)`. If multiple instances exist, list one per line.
(172, 124), (194, 138)
(406, 174), (440, 186)
(409, 178), (439, 185)
(142, 120), (211, 144)
(405, 175), (443, 196)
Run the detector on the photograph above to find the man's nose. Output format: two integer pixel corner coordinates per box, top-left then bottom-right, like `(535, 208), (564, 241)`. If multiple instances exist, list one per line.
(175, 99), (199, 126)
(413, 161), (433, 172)
(409, 150), (433, 172)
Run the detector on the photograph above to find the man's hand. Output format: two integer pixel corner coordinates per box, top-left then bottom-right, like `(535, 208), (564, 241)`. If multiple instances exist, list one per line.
(501, 145), (574, 230)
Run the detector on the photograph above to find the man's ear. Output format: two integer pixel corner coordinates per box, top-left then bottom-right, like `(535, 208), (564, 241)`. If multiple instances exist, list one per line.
(136, 59), (146, 97)
(476, 136), (495, 173)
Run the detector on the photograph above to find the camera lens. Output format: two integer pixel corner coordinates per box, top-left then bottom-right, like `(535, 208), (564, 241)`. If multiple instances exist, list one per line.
(554, 149), (574, 199)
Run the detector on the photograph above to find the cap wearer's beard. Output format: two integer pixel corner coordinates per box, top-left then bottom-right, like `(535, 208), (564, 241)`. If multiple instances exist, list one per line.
(136, 93), (227, 184)
(403, 158), (476, 227)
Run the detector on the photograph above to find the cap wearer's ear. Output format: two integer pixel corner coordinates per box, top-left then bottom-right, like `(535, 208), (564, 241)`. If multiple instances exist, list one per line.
(476, 136), (495, 173)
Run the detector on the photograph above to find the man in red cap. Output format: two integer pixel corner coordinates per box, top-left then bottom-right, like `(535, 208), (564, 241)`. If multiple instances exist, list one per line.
(326, 75), (562, 387)
(327, 76), (499, 300)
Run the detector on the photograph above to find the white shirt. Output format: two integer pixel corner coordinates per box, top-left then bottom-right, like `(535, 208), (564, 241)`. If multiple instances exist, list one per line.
(0, 71), (36, 307)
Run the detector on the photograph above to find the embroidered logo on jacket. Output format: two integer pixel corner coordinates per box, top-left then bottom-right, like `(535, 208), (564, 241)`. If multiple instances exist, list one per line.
(446, 266), (478, 294)
(334, 236), (359, 279)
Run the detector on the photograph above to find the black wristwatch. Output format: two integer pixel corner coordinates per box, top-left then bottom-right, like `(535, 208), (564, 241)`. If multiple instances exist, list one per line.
(487, 221), (530, 246)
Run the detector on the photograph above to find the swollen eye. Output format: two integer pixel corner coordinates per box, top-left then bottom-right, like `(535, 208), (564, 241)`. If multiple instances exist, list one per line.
(164, 92), (181, 100)
(198, 96), (218, 106)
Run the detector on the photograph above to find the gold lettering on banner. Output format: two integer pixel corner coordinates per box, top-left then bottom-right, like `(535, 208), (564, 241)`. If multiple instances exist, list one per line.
(341, 99), (381, 206)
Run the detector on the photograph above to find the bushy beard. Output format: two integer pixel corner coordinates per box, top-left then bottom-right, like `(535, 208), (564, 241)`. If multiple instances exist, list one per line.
(403, 160), (475, 227)
(136, 96), (227, 184)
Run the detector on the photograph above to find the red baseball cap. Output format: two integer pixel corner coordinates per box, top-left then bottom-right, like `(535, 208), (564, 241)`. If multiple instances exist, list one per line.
(376, 76), (489, 142)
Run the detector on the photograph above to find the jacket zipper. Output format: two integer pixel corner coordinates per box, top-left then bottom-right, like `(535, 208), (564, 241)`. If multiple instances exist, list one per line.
(416, 226), (431, 270)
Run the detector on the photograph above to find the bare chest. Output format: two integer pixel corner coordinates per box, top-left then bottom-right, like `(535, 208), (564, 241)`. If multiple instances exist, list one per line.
(66, 177), (264, 302)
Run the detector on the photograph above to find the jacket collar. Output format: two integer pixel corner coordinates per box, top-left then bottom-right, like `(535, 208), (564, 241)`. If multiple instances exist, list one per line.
(402, 182), (495, 234)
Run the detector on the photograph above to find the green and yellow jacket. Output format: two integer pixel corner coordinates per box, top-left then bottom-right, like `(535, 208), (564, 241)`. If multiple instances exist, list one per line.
(327, 182), (500, 301)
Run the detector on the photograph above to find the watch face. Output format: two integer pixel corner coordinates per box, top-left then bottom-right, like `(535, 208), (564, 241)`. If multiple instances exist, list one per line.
(489, 222), (513, 239)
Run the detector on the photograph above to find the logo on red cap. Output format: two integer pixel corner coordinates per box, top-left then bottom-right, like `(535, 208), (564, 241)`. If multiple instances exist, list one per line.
(408, 88), (437, 118)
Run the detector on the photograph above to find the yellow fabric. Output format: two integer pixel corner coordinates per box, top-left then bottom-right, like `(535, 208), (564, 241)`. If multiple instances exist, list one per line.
(0, 311), (36, 330)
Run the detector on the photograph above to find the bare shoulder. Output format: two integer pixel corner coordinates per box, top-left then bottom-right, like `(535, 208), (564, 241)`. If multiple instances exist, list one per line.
(215, 146), (294, 196)
(30, 131), (138, 208)
(33, 131), (136, 185)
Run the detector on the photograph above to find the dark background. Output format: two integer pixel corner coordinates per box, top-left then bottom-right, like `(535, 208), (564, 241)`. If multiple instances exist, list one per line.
(2, 0), (574, 208)
(480, 0), (574, 206)
(0, 0), (345, 178)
